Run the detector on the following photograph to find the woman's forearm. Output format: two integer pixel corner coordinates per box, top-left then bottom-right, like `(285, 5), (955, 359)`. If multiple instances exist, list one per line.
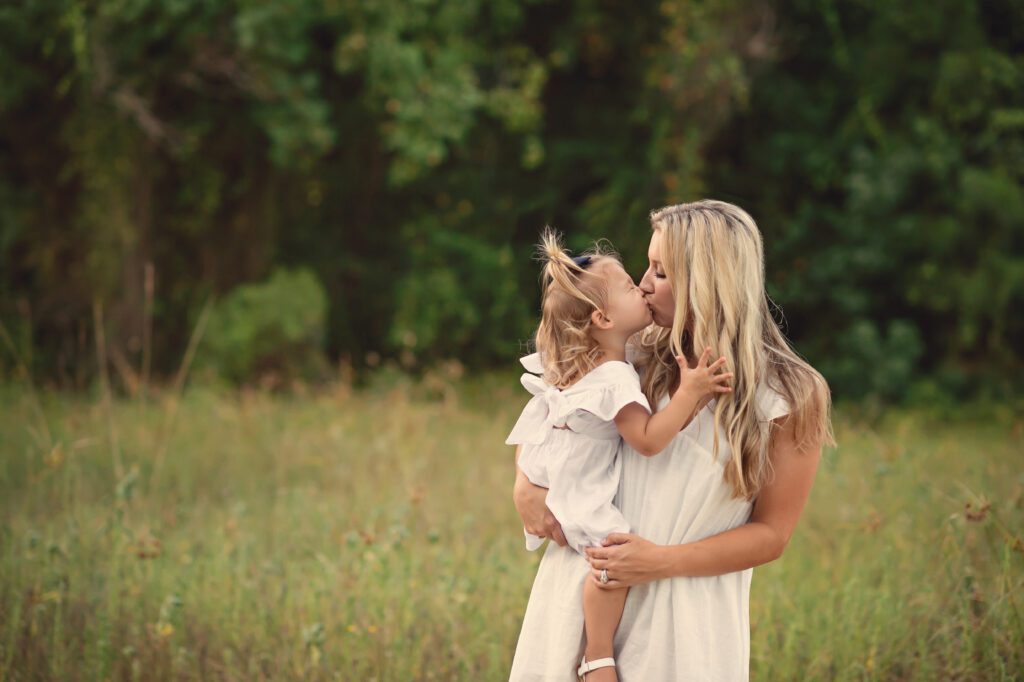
(511, 444), (568, 547)
(660, 416), (817, 578)
(660, 521), (784, 578)
(588, 415), (817, 585)
(513, 444), (531, 495)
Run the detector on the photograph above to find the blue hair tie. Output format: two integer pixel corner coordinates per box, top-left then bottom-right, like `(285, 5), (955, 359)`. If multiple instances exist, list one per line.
(571, 255), (592, 269)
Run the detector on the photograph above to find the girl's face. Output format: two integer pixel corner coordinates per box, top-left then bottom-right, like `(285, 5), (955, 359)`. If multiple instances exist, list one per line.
(600, 262), (653, 334)
(638, 230), (676, 328)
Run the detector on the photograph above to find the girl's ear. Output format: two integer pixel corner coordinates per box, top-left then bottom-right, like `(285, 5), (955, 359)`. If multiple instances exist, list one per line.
(591, 309), (613, 330)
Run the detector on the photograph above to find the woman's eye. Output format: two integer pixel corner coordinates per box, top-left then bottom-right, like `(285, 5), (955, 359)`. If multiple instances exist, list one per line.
(654, 271), (665, 279)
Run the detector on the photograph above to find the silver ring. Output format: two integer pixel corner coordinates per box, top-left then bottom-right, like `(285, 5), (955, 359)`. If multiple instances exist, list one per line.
(599, 569), (609, 584)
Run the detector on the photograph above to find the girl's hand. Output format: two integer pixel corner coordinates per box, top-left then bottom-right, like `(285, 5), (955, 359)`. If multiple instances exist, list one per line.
(584, 532), (672, 589)
(513, 472), (568, 547)
(676, 347), (733, 399)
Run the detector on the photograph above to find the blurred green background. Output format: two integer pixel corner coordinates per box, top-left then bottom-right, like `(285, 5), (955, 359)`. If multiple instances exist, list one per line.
(1, 2), (1023, 680)
(2, 2), (1024, 675)
(1, 0), (1021, 401)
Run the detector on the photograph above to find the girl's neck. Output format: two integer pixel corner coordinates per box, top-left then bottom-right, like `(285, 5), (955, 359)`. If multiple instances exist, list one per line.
(596, 345), (626, 364)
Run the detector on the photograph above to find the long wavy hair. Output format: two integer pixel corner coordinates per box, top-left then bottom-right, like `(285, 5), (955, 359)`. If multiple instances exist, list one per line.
(631, 200), (836, 500)
(531, 227), (622, 389)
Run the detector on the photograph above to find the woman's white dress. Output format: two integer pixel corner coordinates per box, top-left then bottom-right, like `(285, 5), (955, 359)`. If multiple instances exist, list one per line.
(509, 348), (792, 682)
(505, 358), (651, 555)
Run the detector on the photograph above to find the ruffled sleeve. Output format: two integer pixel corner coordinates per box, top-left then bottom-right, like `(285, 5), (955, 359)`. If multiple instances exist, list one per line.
(564, 363), (651, 422)
(755, 381), (791, 422)
(505, 361), (653, 444)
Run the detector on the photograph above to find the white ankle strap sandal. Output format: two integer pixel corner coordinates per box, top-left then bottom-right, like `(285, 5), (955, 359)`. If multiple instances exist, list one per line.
(577, 655), (616, 679)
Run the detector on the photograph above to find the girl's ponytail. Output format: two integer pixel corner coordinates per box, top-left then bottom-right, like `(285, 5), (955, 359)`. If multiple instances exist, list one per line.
(530, 227), (621, 388)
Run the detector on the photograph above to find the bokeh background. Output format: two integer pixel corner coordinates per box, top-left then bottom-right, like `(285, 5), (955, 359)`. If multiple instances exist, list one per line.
(1, 1), (1021, 680)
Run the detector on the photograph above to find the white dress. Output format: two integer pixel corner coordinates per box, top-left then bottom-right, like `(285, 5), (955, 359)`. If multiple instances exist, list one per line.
(509, 347), (792, 682)
(505, 356), (651, 555)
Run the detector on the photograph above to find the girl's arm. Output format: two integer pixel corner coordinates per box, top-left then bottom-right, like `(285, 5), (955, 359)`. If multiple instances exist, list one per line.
(614, 347), (733, 457)
(584, 413), (821, 586)
(512, 444), (568, 547)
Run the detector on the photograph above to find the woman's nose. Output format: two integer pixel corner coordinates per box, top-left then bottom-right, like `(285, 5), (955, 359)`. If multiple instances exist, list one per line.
(638, 272), (654, 294)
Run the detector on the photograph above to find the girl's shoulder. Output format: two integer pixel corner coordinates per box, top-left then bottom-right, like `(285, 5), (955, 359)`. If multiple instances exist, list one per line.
(517, 353), (641, 389)
(578, 360), (641, 389)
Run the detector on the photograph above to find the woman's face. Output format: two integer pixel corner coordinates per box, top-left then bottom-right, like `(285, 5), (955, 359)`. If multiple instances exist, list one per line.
(638, 229), (676, 328)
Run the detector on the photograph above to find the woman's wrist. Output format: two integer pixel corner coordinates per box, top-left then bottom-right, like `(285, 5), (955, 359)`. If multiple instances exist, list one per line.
(513, 469), (531, 505)
(655, 542), (687, 580)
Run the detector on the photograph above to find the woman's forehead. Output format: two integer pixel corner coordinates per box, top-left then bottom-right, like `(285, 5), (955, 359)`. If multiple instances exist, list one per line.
(648, 230), (662, 262)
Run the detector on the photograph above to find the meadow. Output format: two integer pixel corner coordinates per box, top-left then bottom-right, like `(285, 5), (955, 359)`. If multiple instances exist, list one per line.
(1, 368), (1021, 681)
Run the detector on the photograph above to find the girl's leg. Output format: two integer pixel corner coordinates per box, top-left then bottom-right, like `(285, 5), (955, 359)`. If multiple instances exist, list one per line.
(580, 579), (628, 681)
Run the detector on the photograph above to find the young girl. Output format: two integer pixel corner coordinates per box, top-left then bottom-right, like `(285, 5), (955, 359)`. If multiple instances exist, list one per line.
(505, 228), (734, 681)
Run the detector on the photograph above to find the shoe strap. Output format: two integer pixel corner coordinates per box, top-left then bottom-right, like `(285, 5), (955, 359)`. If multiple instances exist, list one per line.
(577, 657), (616, 675)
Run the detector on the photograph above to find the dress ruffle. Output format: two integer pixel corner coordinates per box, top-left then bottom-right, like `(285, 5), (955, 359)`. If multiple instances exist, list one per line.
(755, 381), (791, 422)
(505, 357), (651, 445)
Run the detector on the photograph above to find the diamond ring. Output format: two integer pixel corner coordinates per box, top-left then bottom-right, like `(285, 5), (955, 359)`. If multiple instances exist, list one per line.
(599, 569), (609, 584)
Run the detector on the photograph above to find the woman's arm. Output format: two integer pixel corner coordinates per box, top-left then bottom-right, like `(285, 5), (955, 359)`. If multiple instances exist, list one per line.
(584, 414), (820, 587)
(512, 444), (568, 547)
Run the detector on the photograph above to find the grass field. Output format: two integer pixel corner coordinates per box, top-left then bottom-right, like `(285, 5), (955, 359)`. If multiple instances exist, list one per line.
(1, 369), (1021, 681)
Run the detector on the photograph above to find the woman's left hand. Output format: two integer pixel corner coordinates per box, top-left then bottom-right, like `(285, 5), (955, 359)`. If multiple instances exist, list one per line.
(584, 532), (672, 590)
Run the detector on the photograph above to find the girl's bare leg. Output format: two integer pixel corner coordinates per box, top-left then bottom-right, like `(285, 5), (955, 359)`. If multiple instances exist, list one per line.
(580, 580), (628, 681)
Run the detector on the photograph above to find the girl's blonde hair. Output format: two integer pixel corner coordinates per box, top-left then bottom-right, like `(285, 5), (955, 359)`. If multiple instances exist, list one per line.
(532, 227), (622, 389)
(631, 200), (836, 500)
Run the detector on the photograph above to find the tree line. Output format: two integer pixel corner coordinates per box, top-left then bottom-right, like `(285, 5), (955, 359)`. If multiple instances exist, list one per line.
(1, 0), (1020, 401)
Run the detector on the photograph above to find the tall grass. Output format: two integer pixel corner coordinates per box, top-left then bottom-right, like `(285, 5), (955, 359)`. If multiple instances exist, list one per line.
(0, 370), (1021, 680)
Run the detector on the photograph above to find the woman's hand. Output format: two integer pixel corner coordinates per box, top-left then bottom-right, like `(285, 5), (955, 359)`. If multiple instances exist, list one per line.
(513, 466), (568, 547)
(584, 532), (672, 589)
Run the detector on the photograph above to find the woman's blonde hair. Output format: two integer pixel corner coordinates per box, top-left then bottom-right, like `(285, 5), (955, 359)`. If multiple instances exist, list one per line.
(632, 200), (836, 500)
(532, 227), (622, 389)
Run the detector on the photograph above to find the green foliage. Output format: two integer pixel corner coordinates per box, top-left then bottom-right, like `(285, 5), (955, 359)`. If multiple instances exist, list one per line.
(389, 226), (532, 366)
(830, 319), (925, 402)
(0, 0), (1020, 397)
(195, 267), (329, 384)
(706, 0), (1023, 400)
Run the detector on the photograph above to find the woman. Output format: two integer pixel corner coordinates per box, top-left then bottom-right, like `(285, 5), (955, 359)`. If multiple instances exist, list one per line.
(510, 200), (836, 681)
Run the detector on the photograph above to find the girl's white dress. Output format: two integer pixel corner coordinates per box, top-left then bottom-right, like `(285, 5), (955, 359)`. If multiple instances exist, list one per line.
(505, 357), (651, 555)
(508, 346), (792, 682)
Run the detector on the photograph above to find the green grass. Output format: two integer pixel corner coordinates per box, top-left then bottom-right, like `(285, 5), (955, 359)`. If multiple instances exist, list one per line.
(0, 372), (1021, 681)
